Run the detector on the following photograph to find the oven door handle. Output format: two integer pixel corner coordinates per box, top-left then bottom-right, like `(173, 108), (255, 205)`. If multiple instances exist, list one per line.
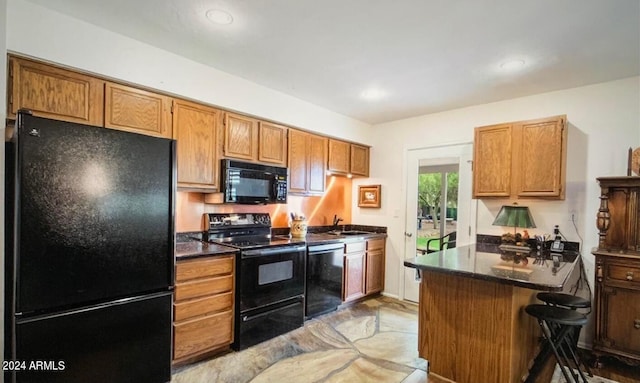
(242, 301), (302, 322)
(242, 245), (306, 258)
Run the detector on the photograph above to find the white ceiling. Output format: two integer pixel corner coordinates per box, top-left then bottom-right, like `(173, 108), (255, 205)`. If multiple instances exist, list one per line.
(26, 0), (640, 124)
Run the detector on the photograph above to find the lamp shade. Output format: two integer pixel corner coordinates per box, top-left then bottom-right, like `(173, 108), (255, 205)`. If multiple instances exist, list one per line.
(492, 205), (536, 229)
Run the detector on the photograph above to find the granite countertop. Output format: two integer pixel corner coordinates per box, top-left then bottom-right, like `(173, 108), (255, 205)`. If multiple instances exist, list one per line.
(175, 241), (238, 260)
(404, 244), (580, 291)
(175, 231), (387, 259)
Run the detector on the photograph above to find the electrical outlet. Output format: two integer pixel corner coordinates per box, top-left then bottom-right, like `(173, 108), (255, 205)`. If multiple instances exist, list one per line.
(568, 209), (577, 222)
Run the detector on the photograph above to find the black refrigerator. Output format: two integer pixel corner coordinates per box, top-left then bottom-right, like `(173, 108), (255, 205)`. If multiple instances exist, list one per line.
(4, 112), (175, 383)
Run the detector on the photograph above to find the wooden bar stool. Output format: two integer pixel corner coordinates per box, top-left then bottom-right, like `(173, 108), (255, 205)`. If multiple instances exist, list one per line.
(525, 304), (590, 383)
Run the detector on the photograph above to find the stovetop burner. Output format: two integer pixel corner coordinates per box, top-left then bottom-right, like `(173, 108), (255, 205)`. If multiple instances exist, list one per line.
(204, 213), (304, 250)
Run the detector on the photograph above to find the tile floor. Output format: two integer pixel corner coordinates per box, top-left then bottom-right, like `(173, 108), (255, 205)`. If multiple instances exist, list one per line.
(172, 297), (430, 383)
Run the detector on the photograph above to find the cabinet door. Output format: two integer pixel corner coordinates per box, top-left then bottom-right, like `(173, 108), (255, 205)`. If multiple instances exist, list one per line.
(343, 252), (366, 302)
(350, 144), (370, 177)
(308, 134), (328, 194)
(173, 309), (233, 360)
(514, 116), (566, 198)
(472, 124), (512, 197)
(328, 139), (350, 174)
(366, 249), (385, 294)
(288, 129), (309, 194)
(104, 82), (172, 138)
(173, 100), (219, 190)
(8, 56), (104, 126)
(224, 113), (258, 161)
(598, 286), (640, 356)
(258, 121), (287, 165)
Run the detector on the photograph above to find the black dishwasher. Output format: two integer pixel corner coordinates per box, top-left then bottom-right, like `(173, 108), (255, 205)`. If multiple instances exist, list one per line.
(306, 243), (345, 318)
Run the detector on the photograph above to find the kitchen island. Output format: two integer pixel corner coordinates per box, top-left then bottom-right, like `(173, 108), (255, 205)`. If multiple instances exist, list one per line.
(404, 244), (579, 383)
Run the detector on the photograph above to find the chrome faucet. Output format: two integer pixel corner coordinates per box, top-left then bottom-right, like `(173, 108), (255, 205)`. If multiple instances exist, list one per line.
(332, 214), (343, 228)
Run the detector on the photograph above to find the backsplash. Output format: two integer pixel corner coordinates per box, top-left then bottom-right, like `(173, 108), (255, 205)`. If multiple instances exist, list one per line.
(176, 176), (353, 232)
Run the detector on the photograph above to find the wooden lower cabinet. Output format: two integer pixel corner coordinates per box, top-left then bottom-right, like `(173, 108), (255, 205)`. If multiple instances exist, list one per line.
(365, 238), (385, 294)
(343, 242), (366, 302)
(593, 253), (640, 365)
(343, 237), (386, 302)
(173, 255), (235, 364)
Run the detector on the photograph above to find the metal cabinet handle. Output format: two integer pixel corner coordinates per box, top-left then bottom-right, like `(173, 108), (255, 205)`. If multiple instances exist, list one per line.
(627, 271), (634, 281)
(404, 232), (412, 238)
(634, 319), (640, 330)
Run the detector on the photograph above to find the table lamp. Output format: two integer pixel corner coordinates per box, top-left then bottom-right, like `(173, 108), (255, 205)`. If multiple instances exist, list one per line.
(492, 203), (536, 252)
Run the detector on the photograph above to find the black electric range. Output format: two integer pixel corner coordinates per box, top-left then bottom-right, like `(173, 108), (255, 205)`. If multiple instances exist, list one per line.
(204, 213), (306, 350)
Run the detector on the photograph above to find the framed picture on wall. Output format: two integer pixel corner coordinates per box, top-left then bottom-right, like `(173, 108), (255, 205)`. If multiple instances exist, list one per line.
(358, 185), (381, 208)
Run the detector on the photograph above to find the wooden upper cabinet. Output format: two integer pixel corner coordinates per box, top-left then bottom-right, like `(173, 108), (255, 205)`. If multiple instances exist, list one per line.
(258, 121), (288, 166)
(288, 129), (309, 195)
(308, 134), (328, 194)
(224, 113), (258, 161)
(513, 116), (566, 199)
(472, 115), (566, 200)
(350, 144), (370, 177)
(472, 123), (512, 198)
(328, 139), (351, 174)
(173, 99), (220, 190)
(327, 139), (370, 177)
(7, 55), (104, 126)
(288, 129), (327, 195)
(104, 82), (172, 138)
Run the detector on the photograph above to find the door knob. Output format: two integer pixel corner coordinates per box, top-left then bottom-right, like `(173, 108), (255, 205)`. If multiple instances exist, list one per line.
(404, 232), (412, 238)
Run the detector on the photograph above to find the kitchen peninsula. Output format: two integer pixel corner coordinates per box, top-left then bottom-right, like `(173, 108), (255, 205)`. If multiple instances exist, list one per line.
(404, 244), (579, 383)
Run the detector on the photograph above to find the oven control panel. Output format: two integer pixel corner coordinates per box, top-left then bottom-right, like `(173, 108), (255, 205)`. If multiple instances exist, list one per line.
(207, 213), (271, 229)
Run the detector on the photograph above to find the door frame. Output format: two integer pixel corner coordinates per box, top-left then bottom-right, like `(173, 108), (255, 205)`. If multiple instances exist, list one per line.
(400, 142), (476, 302)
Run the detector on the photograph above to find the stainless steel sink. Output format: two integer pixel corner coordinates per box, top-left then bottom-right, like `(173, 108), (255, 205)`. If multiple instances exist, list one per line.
(328, 230), (372, 236)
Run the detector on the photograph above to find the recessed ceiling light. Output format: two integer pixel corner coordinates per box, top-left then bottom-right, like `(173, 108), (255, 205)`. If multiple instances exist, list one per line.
(499, 59), (526, 71)
(206, 9), (234, 25)
(360, 88), (386, 101)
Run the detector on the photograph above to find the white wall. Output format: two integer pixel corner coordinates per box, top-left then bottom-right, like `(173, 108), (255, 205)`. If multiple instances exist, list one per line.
(5, 0), (371, 144)
(355, 77), (640, 314)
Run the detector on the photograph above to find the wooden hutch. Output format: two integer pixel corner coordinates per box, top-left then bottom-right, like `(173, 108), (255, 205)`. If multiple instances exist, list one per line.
(593, 176), (640, 366)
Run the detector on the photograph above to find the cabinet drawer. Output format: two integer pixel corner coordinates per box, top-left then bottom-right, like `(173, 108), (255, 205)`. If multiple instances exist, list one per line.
(345, 241), (365, 254)
(173, 309), (233, 360)
(174, 291), (233, 322)
(367, 238), (385, 251)
(175, 275), (233, 301)
(607, 263), (640, 284)
(176, 255), (233, 282)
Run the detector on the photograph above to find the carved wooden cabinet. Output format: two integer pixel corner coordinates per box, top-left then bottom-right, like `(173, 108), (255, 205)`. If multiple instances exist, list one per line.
(172, 99), (220, 190)
(365, 238), (385, 294)
(7, 55), (105, 126)
(472, 115), (567, 200)
(593, 176), (640, 366)
(288, 129), (327, 195)
(104, 82), (172, 138)
(173, 255), (235, 364)
(327, 139), (370, 177)
(343, 241), (366, 302)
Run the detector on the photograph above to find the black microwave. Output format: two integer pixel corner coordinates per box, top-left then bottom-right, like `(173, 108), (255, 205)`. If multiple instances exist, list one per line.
(221, 159), (288, 204)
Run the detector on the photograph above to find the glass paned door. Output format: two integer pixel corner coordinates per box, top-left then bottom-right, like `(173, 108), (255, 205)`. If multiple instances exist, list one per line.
(417, 166), (458, 255)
